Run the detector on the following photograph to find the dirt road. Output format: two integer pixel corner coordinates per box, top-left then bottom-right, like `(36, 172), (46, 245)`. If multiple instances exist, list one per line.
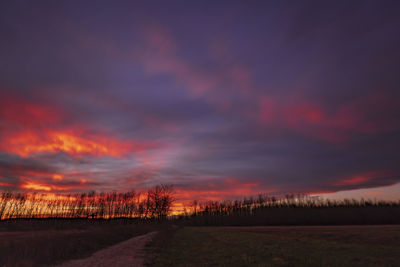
(57, 231), (158, 267)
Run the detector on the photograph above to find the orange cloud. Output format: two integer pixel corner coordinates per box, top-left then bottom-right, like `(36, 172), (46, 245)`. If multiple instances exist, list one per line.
(52, 174), (63, 181)
(0, 94), (159, 158)
(20, 181), (76, 192)
(21, 181), (52, 191)
(1, 130), (143, 157)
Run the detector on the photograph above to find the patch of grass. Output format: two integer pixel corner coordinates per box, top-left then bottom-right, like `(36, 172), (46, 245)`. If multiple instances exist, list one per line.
(0, 219), (158, 266)
(154, 226), (400, 266)
(144, 224), (181, 266)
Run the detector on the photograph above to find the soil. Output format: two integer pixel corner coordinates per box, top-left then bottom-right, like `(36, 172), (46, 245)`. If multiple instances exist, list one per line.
(57, 231), (158, 267)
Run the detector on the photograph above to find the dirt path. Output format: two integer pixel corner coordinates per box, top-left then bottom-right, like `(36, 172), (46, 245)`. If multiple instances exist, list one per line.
(57, 231), (158, 267)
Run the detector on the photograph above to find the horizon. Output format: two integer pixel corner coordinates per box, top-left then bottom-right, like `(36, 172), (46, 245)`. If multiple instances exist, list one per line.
(1, 1), (400, 204)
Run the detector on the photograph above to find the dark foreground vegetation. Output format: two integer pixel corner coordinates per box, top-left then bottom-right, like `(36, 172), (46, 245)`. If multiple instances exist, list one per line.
(154, 226), (400, 267)
(1, 188), (400, 266)
(183, 194), (400, 226)
(2, 220), (400, 267)
(185, 206), (400, 226)
(2, 187), (400, 225)
(0, 219), (168, 266)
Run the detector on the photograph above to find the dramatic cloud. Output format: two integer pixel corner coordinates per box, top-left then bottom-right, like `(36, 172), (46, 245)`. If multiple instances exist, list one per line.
(0, 1), (400, 201)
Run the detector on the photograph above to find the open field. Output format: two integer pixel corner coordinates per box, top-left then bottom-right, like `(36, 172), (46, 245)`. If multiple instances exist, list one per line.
(0, 219), (160, 266)
(2, 221), (400, 266)
(154, 225), (400, 266)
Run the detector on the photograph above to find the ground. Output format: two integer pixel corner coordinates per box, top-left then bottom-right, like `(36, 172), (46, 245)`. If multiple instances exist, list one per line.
(1, 222), (400, 266)
(0, 220), (157, 266)
(59, 231), (158, 267)
(154, 225), (400, 267)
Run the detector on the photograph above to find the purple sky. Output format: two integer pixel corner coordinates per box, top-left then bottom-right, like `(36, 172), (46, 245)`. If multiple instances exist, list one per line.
(1, 1), (400, 202)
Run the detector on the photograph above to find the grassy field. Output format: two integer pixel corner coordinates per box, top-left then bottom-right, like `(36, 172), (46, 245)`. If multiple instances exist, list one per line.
(154, 225), (400, 266)
(0, 219), (159, 266)
(2, 221), (400, 266)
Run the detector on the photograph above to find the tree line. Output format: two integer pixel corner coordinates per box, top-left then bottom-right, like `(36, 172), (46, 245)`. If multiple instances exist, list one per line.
(2, 187), (400, 225)
(181, 194), (400, 225)
(186, 193), (400, 216)
(0, 184), (174, 220)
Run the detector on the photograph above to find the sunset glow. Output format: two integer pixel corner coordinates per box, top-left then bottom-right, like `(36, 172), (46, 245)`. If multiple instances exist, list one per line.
(2, 131), (135, 157)
(20, 181), (75, 192)
(0, 1), (399, 205)
(1, 3), (400, 267)
(21, 182), (52, 191)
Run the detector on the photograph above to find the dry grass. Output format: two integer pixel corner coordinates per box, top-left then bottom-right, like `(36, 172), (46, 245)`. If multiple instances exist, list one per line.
(0, 219), (158, 266)
(154, 225), (400, 266)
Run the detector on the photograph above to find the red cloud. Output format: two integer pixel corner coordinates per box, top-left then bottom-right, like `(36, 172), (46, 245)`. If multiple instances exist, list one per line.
(0, 182), (13, 187)
(336, 175), (370, 186)
(139, 24), (255, 106)
(334, 170), (398, 189)
(286, 102), (324, 125)
(0, 95), (158, 157)
(335, 171), (383, 186)
(259, 96), (276, 123)
(258, 92), (399, 143)
(140, 30), (217, 97)
(0, 95), (62, 127)
(138, 25), (398, 144)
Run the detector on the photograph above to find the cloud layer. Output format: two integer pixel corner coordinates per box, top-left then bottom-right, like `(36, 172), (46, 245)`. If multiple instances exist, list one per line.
(1, 1), (400, 202)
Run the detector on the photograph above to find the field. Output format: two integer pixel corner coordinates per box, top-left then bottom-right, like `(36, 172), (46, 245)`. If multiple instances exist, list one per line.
(1, 221), (400, 266)
(154, 225), (400, 266)
(0, 219), (159, 266)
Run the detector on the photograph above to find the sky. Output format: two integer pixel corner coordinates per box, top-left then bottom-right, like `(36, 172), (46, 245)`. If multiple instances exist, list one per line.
(1, 0), (400, 203)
